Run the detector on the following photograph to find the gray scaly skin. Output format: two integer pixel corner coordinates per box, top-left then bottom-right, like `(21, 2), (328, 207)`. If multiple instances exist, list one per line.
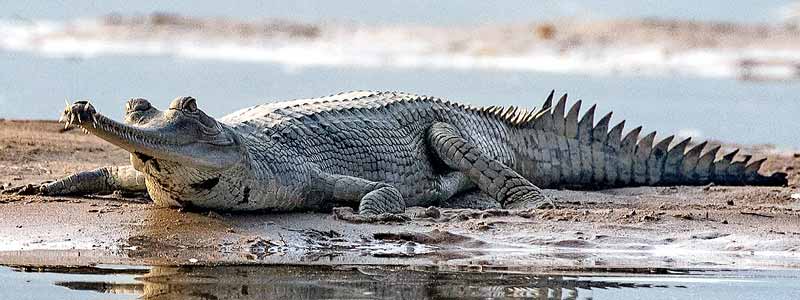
(6, 91), (787, 216)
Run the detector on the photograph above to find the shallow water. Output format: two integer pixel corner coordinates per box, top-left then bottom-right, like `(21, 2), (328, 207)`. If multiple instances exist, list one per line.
(1, 264), (798, 299)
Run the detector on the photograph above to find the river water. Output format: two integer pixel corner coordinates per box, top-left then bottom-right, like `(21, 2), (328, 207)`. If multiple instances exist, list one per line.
(2, 264), (799, 299)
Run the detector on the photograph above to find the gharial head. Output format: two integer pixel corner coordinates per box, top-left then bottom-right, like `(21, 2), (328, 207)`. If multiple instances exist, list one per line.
(63, 96), (243, 170)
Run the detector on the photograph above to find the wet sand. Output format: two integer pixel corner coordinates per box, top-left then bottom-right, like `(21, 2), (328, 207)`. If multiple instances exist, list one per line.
(0, 119), (799, 269)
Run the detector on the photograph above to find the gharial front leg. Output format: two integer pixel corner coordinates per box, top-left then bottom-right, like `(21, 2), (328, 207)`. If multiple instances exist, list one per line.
(3, 165), (147, 196)
(427, 122), (554, 209)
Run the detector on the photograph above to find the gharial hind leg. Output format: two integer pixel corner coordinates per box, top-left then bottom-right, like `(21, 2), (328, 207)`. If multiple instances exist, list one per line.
(440, 191), (501, 209)
(314, 172), (406, 215)
(427, 171), (501, 209)
(427, 122), (554, 209)
(3, 165), (147, 196)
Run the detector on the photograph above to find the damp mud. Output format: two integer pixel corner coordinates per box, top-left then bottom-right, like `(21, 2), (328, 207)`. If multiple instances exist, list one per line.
(1, 119), (800, 271)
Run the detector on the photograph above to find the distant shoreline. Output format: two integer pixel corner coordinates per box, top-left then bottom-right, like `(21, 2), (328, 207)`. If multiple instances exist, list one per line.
(2, 13), (799, 81)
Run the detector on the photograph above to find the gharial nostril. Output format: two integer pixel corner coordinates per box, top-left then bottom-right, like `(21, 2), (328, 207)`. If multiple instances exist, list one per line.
(126, 98), (152, 112)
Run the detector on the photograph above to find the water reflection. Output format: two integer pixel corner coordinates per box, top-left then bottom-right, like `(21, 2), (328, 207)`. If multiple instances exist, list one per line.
(50, 265), (663, 300)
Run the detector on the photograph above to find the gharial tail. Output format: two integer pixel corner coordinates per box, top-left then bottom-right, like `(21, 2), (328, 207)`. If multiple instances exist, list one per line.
(490, 91), (788, 188)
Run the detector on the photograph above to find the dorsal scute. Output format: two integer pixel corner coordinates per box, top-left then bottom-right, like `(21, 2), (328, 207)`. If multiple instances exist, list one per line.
(577, 104), (597, 143)
(522, 109), (538, 124)
(492, 91), (551, 129)
(662, 137), (691, 182)
(711, 148), (741, 180)
(606, 120), (626, 150)
(731, 155), (752, 177)
(552, 93), (568, 135)
(564, 98), (580, 139)
(504, 106), (518, 120)
(668, 137), (692, 155)
(636, 131), (657, 156)
(539, 92), (554, 113)
(532, 96), (553, 129)
(464, 104), (477, 112)
(655, 135), (674, 149)
(592, 112), (613, 142)
(679, 141), (707, 178)
(721, 149), (740, 161)
(512, 107), (529, 125)
(738, 154), (752, 165)
(685, 141), (707, 157)
(695, 145), (721, 181)
(744, 157), (768, 174)
(620, 126), (642, 152)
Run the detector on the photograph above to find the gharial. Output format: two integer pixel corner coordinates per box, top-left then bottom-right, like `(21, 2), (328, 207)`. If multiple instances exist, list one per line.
(6, 91), (787, 216)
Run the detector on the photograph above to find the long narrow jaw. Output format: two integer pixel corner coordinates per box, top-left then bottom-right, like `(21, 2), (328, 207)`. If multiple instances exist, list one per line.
(63, 99), (242, 170)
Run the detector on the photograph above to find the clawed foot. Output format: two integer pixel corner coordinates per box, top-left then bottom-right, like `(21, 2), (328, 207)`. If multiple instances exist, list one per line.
(504, 194), (556, 210)
(333, 207), (410, 223)
(60, 100), (98, 133)
(1, 182), (48, 195)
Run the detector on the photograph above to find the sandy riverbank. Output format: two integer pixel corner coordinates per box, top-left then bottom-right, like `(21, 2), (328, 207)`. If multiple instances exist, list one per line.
(0, 119), (799, 269)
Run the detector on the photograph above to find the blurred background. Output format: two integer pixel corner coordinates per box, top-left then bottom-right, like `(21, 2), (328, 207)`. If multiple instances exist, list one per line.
(1, 1), (798, 148)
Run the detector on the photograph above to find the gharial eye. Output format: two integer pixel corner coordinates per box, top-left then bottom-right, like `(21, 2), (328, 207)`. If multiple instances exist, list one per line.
(183, 98), (197, 112)
(169, 96), (198, 113)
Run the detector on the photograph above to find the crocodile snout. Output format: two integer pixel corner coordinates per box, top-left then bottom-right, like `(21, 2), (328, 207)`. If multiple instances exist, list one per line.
(61, 100), (97, 128)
